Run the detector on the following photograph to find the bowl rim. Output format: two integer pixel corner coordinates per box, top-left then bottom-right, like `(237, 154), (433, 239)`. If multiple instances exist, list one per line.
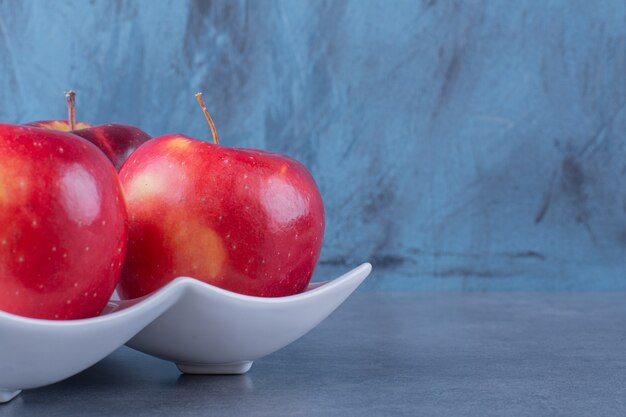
(0, 263), (372, 326)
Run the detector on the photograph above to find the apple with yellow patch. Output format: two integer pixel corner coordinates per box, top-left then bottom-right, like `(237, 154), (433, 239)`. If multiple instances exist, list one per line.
(25, 120), (92, 131)
(26, 91), (151, 170)
(25, 91), (92, 131)
(117, 94), (324, 298)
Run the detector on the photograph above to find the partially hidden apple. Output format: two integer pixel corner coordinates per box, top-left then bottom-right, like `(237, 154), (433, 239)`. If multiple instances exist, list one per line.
(0, 124), (128, 319)
(25, 91), (92, 131)
(26, 91), (152, 170)
(117, 93), (324, 299)
(71, 123), (152, 171)
(25, 120), (92, 132)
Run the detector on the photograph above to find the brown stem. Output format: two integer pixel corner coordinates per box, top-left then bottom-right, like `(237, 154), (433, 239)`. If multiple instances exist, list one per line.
(64, 90), (76, 130)
(195, 92), (219, 144)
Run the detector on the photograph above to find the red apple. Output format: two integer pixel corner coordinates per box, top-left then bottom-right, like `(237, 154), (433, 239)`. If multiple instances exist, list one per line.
(117, 94), (324, 299)
(71, 124), (151, 171)
(25, 91), (151, 170)
(0, 124), (128, 319)
(25, 91), (92, 132)
(25, 120), (92, 132)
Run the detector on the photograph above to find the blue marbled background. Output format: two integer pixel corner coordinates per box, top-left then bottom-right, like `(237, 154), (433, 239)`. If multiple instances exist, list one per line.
(1, 0), (625, 290)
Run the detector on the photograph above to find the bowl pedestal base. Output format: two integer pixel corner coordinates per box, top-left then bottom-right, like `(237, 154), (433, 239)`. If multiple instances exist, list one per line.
(0, 389), (21, 403)
(176, 361), (253, 375)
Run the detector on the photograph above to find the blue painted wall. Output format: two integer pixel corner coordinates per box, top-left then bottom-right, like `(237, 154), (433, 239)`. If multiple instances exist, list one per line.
(1, 0), (625, 290)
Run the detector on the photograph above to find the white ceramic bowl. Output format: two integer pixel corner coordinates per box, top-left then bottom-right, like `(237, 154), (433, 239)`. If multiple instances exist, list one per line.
(0, 263), (372, 403)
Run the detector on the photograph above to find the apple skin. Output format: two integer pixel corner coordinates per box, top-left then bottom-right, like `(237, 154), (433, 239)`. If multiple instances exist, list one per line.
(0, 124), (128, 319)
(25, 120), (92, 132)
(117, 135), (324, 299)
(71, 124), (152, 171)
(25, 122), (151, 171)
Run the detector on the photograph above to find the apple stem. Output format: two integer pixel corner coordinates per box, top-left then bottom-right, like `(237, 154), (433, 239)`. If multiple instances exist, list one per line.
(195, 92), (219, 145)
(65, 90), (76, 130)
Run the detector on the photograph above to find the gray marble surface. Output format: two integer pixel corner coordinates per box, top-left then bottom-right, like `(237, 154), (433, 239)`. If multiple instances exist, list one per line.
(3, 292), (626, 416)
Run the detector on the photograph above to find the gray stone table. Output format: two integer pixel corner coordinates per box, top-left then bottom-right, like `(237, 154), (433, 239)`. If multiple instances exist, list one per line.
(2, 293), (626, 416)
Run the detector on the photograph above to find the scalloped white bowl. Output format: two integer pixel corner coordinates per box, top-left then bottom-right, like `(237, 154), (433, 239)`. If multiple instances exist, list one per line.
(0, 263), (371, 403)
